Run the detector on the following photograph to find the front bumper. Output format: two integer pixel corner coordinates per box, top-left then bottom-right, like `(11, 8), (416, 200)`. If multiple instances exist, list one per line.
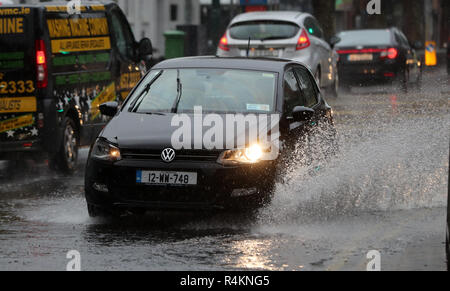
(85, 157), (277, 211)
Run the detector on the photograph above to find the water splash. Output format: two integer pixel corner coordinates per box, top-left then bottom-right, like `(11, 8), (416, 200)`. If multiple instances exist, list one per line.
(258, 115), (448, 225)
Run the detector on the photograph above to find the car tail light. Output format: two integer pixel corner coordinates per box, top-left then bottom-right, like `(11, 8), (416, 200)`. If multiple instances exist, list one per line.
(296, 29), (311, 50)
(218, 33), (230, 51)
(380, 48), (398, 59)
(337, 48), (384, 54)
(35, 39), (48, 88)
(386, 48), (398, 59)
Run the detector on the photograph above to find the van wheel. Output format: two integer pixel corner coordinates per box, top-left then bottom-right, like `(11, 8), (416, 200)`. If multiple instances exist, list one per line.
(51, 118), (78, 174)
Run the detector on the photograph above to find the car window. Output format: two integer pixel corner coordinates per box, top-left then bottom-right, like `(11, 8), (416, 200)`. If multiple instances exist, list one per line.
(304, 17), (323, 39)
(337, 30), (392, 46)
(294, 67), (318, 108)
(398, 31), (410, 47)
(394, 31), (407, 47)
(129, 69), (277, 114)
(229, 21), (300, 40)
(283, 69), (306, 115)
(110, 10), (135, 60)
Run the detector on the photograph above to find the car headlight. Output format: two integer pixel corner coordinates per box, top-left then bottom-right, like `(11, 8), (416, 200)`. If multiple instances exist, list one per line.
(217, 144), (264, 165)
(91, 138), (121, 161)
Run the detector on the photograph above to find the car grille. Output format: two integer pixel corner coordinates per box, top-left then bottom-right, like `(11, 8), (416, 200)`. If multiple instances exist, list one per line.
(121, 149), (222, 162)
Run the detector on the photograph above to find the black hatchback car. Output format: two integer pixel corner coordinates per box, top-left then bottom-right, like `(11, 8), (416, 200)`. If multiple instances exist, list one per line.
(334, 28), (422, 90)
(84, 57), (336, 216)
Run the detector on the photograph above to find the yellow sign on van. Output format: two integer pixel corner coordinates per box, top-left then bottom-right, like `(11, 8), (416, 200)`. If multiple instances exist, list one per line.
(90, 82), (116, 120)
(425, 41), (437, 67)
(0, 17), (24, 35)
(45, 5), (105, 13)
(47, 18), (109, 38)
(0, 114), (34, 133)
(0, 97), (36, 113)
(51, 37), (111, 53)
(0, 7), (31, 16)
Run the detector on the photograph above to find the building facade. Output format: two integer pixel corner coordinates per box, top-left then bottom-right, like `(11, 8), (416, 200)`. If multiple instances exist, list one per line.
(116, 0), (201, 58)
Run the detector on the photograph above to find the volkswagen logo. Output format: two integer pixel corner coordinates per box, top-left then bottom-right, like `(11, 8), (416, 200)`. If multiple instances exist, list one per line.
(161, 148), (176, 163)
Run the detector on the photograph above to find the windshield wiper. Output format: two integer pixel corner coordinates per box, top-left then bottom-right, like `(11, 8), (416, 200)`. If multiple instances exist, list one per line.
(129, 70), (163, 113)
(171, 69), (183, 113)
(143, 112), (166, 116)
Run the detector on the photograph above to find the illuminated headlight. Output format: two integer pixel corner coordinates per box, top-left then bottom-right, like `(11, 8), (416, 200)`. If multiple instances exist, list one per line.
(91, 138), (121, 161)
(217, 144), (264, 165)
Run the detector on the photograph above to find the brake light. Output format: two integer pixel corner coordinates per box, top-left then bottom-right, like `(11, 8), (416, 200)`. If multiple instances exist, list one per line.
(386, 48), (398, 59)
(380, 48), (398, 59)
(337, 47), (399, 60)
(337, 48), (385, 54)
(35, 40), (48, 88)
(218, 33), (230, 51)
(296, 29), (311, 50)
(36, 51), (45, 65)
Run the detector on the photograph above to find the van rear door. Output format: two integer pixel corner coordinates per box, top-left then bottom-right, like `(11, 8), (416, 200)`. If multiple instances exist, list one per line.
(0, 7), (39, 144)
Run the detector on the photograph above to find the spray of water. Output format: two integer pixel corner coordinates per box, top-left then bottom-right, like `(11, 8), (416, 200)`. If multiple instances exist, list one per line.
(258, 114), (449, 225)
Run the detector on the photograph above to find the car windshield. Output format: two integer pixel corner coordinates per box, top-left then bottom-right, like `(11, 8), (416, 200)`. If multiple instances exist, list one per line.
(229, 21), (300, 40)
(127, 68), (277, 114)
(337, 30), (392, 47)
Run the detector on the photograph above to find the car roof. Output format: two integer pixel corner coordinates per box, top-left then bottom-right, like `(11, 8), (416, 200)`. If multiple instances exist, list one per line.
(152, 56), (302, 73)
(230, 11), (307, 25)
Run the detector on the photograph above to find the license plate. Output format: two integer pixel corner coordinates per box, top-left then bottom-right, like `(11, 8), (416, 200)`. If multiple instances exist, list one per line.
(245, 49), (281, 57)
(136, 170), (198, 185)
(348, 54), (373, 61)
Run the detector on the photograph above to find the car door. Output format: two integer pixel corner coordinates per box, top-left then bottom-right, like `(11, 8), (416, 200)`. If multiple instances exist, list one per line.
(282, 67), (315, 142)
(293, 66), (319, 101)
(293, 66), (321, 122)
(108, 7), (143, 102)
(303, 17), (332, 87)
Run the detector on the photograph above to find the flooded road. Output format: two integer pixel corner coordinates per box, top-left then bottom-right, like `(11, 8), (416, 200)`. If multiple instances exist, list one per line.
(0, 68), (448, 271)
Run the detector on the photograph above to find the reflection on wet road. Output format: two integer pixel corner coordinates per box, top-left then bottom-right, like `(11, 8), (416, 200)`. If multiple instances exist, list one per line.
(0, 68), (448, 271)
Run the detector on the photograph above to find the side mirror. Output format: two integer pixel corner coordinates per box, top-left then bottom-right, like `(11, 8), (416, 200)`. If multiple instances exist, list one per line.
(412, 41), (424, 50)
(99, 101), (119, 117)
(292, 106), (315, 122)
(138, 38), (153, 59)
(329, 36), (341, 48)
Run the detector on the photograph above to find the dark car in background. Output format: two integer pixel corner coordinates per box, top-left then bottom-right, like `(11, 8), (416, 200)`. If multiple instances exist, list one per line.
(334, 28), (422, 90)
(85, 56), (336, 217)
(0, 2), (152, 173)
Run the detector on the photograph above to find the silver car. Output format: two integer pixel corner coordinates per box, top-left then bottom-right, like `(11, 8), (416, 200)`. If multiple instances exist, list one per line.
(217, 11), (340, 97)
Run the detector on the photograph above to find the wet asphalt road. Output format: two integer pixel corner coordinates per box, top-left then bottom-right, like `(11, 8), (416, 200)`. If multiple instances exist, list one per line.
(0, 68), (448, 271)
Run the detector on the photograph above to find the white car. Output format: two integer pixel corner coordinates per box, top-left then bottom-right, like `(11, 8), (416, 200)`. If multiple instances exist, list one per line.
(217, 11), (340, 97)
